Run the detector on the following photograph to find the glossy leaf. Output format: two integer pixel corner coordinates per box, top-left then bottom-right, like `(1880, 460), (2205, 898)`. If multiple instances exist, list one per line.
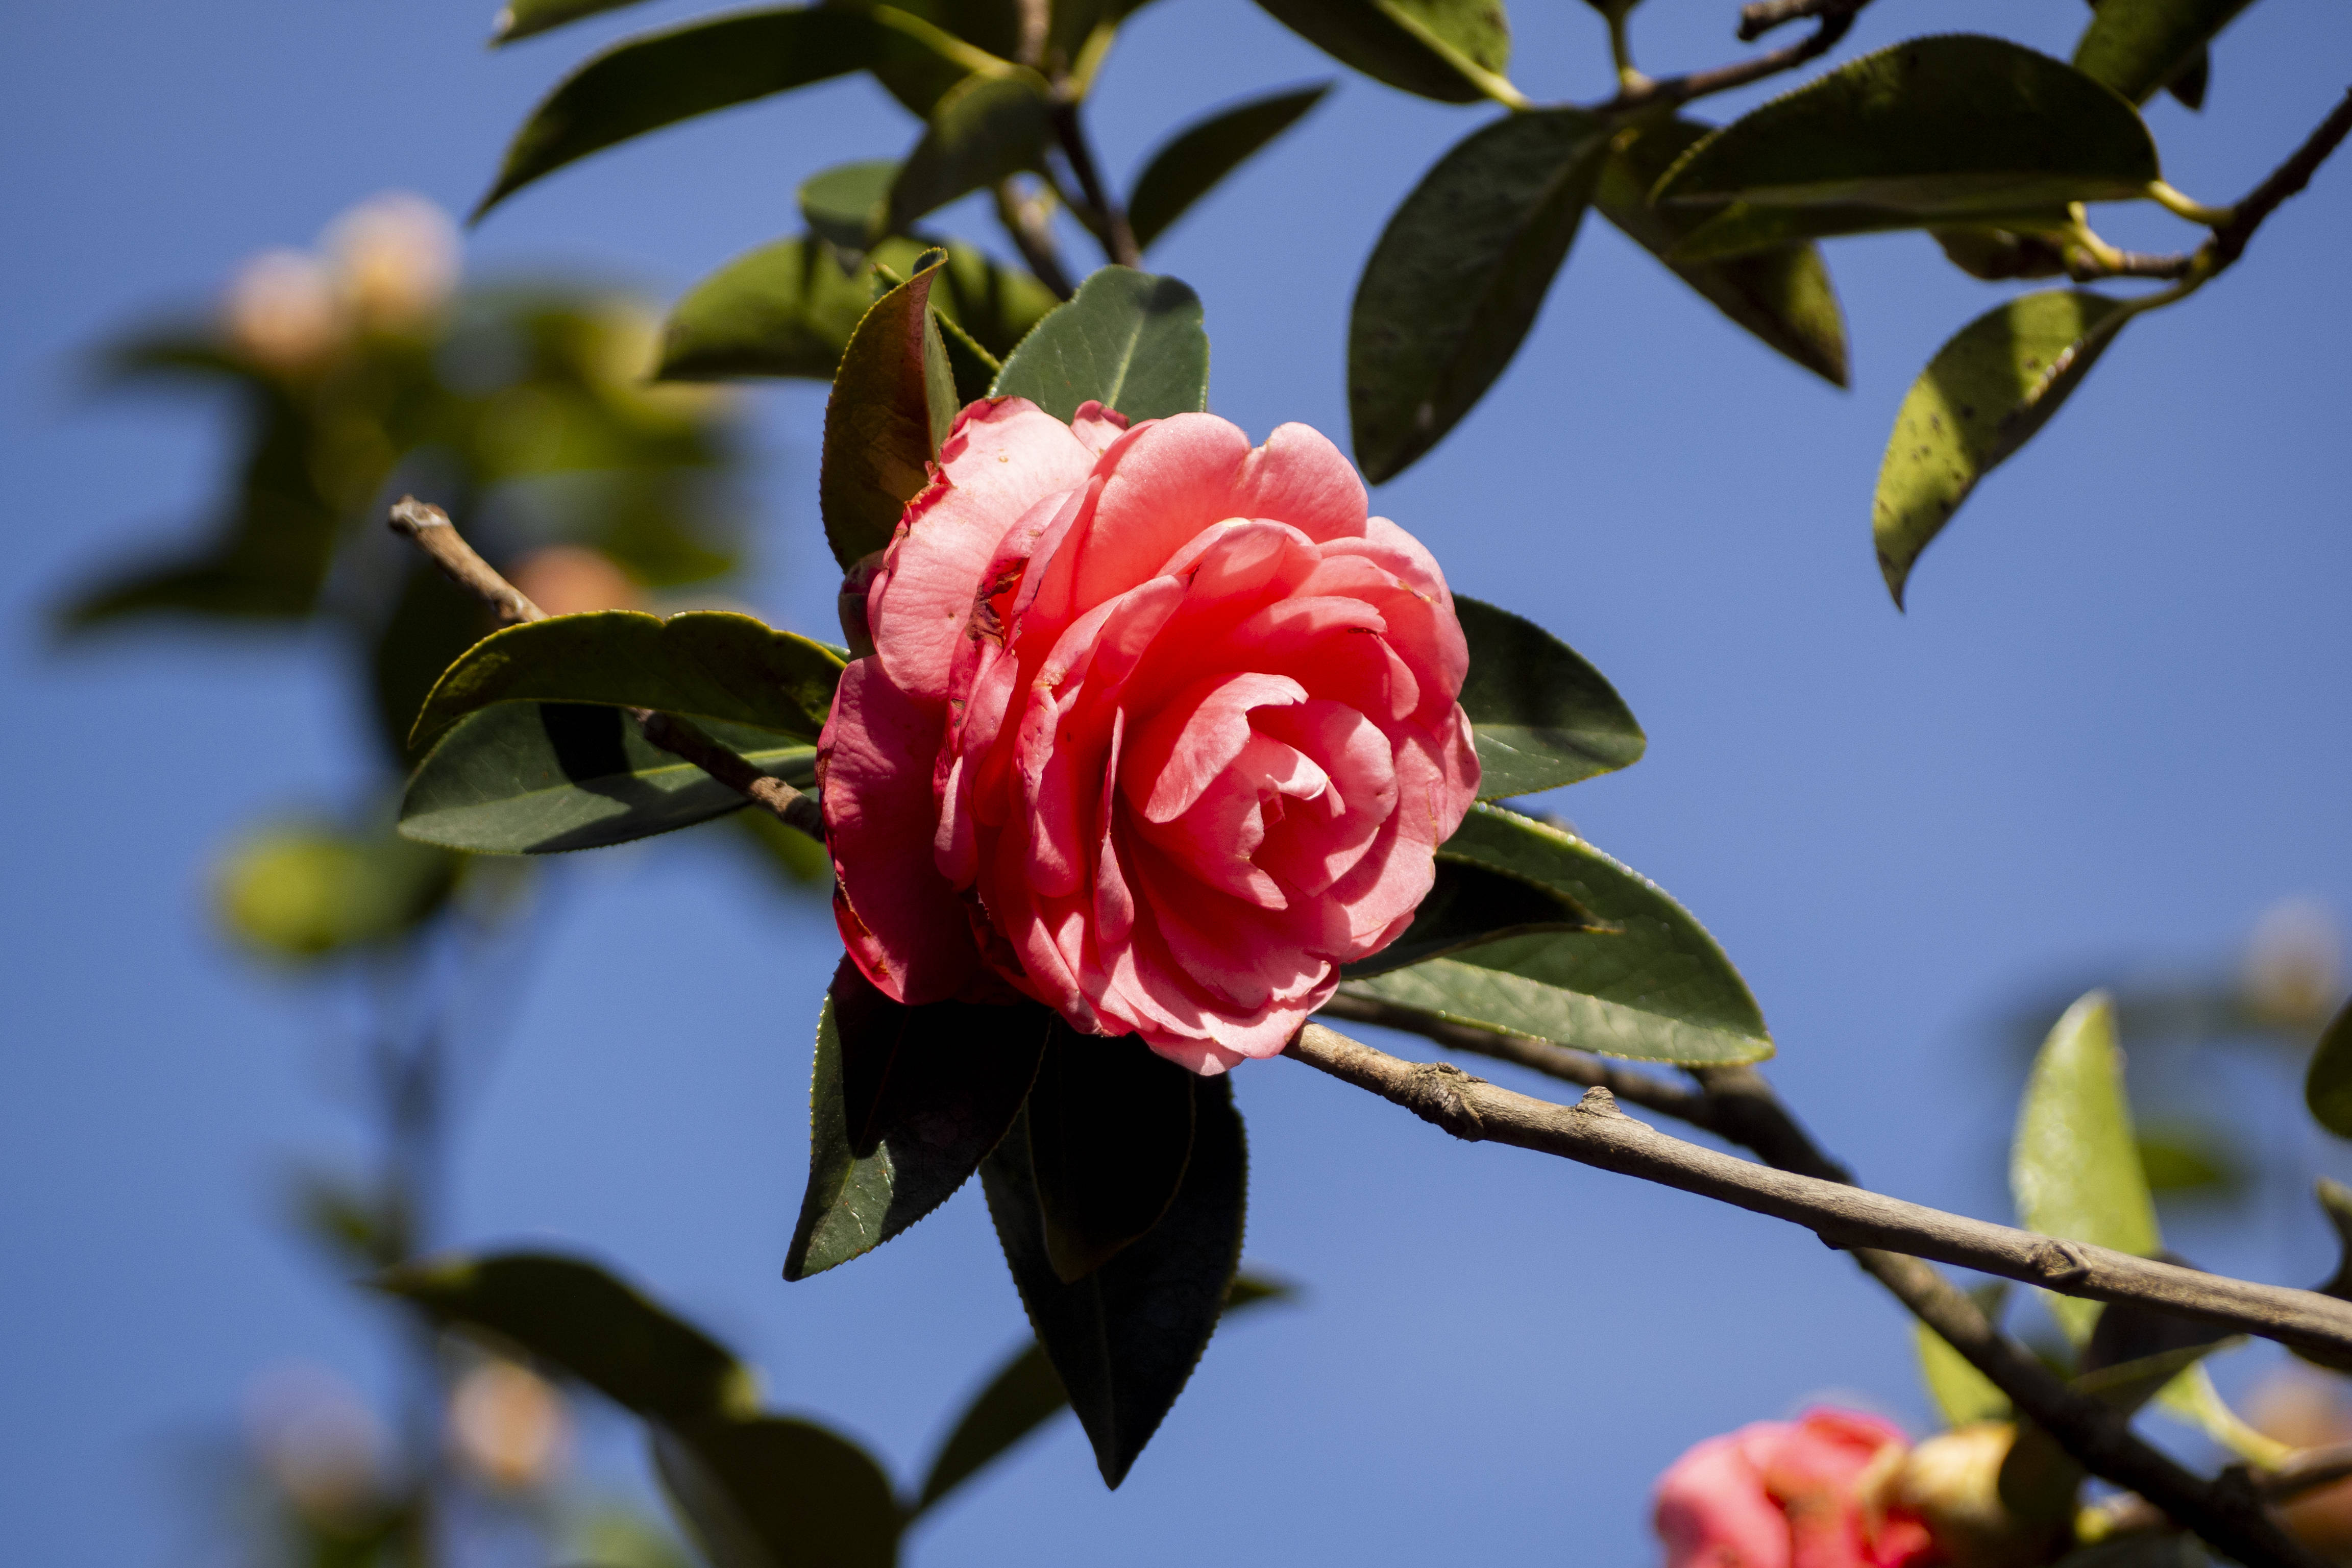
(411, 610), (843, 749)
(1251, 0), (1511, 105)
(887, 73), (1055, 238)
(1128, 83), (1333, 250)
(821, 255), (960, 569)
(401, 702), (815, 854)
(2075, 1340), (2232, 1417)
(216, 822), (459, 963)
(476, 8), (903, 218)
(1339, 804), (1773, 1064)
(1592, 118), (1847, 387)
(493, 0), (655, 44)
(913, 1272), (1291, 1515)
(992, 266), (1209, 422)
(801, 159), (899, 250)
(981, 1072), (1246, 1487)
(2074, 0), (2251, 106)
(378, 1251), (757, 1421)
(1350, 109), (1609, 483)
(1874, 290), (2132, 606)
(1455, 594), (1643, 797)
(1027, 1026), (1197, 1283)
(2013, 991), (2159, 1344)
(1342, 856), (1599, 979)
(1653, 36), (2161, 218)
(785, 964), (1050, 1280)
(2305, 997), (2352, 1137)
(1915, 1285), (2012, 1428)
(653, 1417), (902, 1568)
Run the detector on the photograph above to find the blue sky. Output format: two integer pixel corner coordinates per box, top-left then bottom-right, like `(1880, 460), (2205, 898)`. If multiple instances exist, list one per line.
(5, 0), (2351, 1563)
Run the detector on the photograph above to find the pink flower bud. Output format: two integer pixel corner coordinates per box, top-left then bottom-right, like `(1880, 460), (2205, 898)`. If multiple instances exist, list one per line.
(1654, 1408), (1941, 1568)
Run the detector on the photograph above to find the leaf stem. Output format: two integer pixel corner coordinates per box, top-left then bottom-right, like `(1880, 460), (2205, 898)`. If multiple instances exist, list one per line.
(992, 178), (1076, 298)
(2146, 179), (2237, 227)
(1592, 0), (1867, 114)
(1047, 99), (1141, 267)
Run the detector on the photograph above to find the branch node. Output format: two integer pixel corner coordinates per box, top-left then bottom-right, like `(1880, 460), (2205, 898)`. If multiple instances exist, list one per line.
(1400, 1061), (1488, 1141)
(2030, 1237), (2093, 1288)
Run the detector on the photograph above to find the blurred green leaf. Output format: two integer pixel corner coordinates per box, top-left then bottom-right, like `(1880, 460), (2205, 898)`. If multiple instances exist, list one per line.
(1027, 1026), (1197, 1283)
(1873, 289), (2132, 607)
(1128, 83), (1333, 251)
(1653, 37), (2161, 217)
(493, 0), (657, 43)
(1916, 1284), (2013, 1427)
(217, 821), (460, 963)
(2166, 46), (2209, 109)
(401, 702), (815, 853)
(2315, 1176), (2352, 1300)
(786, 965), (1050, 1280)
(982, 1071), (1246, 1488)
(887, 74), (1055, 237)
(1349, 109), (1608, 483)
(410, 609), (842, 749)
(991, 266), (1208, 421)
(1339, 804), (1773, 1064)
(801, 159), (900, 250)
(1251, 0), (1511, 105)
(2304, 997), (2352, 1137)
(730, 805), (833, 889)
(2134, 1124), (2242, 1195)
(2153, 1360), (2289, 1463)
(2075, 1340), (2232, 1418)
(822, 255), (960, 568)
(652, 1417), (902, 1568)
(2013, 991), (2160, 1344)
(373, 558), (500, 766)
(379, 1251), (758, 1421)
(1455, 594), (1644, 797)
(1592, 118), (1847, 387)
(1342, 856), (1600, 979)
(913, 1272), (1291, 1515)
(2074, 0), (2250, 106)
(867, 0), (1033, 115)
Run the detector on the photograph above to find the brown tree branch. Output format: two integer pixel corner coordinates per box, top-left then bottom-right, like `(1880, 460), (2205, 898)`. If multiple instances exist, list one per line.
(993, 179), (1076, 300)
(1597, 0), (1867, 114)
(2212, 86), (2352, 267)
(1048, 100), (1140, 268)
(386, 498), (826, 845)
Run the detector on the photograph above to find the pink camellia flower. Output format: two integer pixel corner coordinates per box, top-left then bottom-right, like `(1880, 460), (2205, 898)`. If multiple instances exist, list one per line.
(1654, 1408), (1941, 1568)
(817, 397), (1480, 1073)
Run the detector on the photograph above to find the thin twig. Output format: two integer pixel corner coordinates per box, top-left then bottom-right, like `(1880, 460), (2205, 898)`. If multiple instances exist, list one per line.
(992, 179), (1075, 300)
(1598, 0), (1866, 114)
(1737, 0), (1842, 41)
(2098, 1442), (2352, 1540)
(1048, 100), (1139, 268)
(386, 498), (826, 844)
(2212, 86), (2352, 266)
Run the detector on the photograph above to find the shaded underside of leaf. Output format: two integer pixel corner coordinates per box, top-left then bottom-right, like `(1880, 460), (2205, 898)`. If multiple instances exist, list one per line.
(1027, 1026), (1198, 1283)
(887, 72), (1056, 237)
(1129, 82), (1334, 251)
(991, 266), (1210, 422)
(2073, 0), (2251, 106)
(1454, 593), (1643, 796)
(1341, 853), (1599, 978)
(653, 1416), (902, 1568)
(1250, 0), (1509, 105)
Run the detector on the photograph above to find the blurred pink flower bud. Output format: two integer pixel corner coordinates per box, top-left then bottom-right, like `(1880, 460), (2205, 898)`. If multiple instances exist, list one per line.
(326, 192), (460, 331)
(1654, 1408), (1939, 1568)
(223, 249), (347, 373)
(508, 546), (643, 617)
(447, 1358), (569, 1491)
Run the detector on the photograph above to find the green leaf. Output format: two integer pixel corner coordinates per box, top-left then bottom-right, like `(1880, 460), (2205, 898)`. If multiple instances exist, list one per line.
(475, 7), (904, 218)
(935, 310), (1002, 404)
(886, 73), (1055, 238)
(2166, 47), (2210, 110)
(1653, 37), (2161, 218)
(1592, 118), (1847, 387)
(1455, 594), (1643, 797)
(912, 1271), (1291, 1515)
(1338, 804), (1772, 1065)
(2074, 1340), (2233, 1417)
(2074, 0), (2251, 106)
(1342, 855), (1600, 979)
(410, 610), (842, 751)
(2013, 991), (2160, 1345)
(1027, 1026), (1198, 1283)
(1128, 83), (1334, 251)
(400, 702), (816, 854)
(652, 1417), (902, 1568)
(1663, 201), (1980, 264)
(867, 0), (1034, 116)
(821, 254), (961, 569)
(786, 964), (1050, 1280)
(377, 1251), (758, 1421)
(1349, 109), (1610, 483)
(801, 159), (900, 250)
(981, 1071), (1246, 1487)
(1250, 0), (1511, 105)
(492, 0), (656, 44)
(2305, 997), (2352, 1137)
(991, 266), (1209, 422)
(1873, 289), (2133, 606)
(216, 821), (460, 963)
(1915, 1285), (2013, 1428)
(2152, 1362), (2289, 1464)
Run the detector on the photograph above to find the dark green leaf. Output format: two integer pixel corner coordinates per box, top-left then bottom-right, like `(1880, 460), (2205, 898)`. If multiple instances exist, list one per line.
(377, 1251), (756, 1421)
(2074, 1338), (2233, 1416)
(1592, 118), (1847, 387)
(1873, 289), (2133, 606)
(493, 0), (656, 44)
(1915, 1284), (2013, 1427)
(1250, 0), (1511, 105)
(1128, 83), (1333, 251)
(2134, 1123), (2242, 1194)
(2013, 991), (2160, 1345)
(913, 1271), (1291, 1515)
(2083, 1272), (2236, 1422)
(476, 8), (904, 218)
(653, 1417), (901, 1568)
(991, 266), (1209, 422)
(409, 609), (843, 749)
(821, 255), (961, 568)
(786, 964), (1050, 1280)
(400, 702), (816, 854)
(886, 73), (1055, 237)
(2074, 0), (2250, 106)
(867, 0), (1033, 116)
(801, 159), (899, 250)
(2305, 997), (2352, 1138)
(1349, 109), (1609, 483)
(935, 310), (1002, 404)
(1342, 855), (1599, 979)
(982, 1071), (1246, 1487)
(1663, 201), (1974, 264)
(1027, 1026), (1197, 1283)
(1337, 803), (1772, 1064)
(1455, 594), (1643, 797)
(2166, 47), (2209, 109)
(1653, 36), (2161, 217)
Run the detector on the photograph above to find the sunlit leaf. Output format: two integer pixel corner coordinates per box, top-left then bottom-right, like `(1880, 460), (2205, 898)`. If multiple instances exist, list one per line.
(2073, 0), (2251, 107)
(991, 266), (1209, 422)
(886, 73), (1055, 237)
(1128, 83), (1333, 250)
(1873, 290), (2133, 606)
(1455, 594), (1643, 797)
(653, 1417), (902, 1568)
(1251, 0), (1511, 105)
(492, 0), (656, 44)
(2304, 996), (2352, 1137)
(1027, 1025), (1197, 1283)
(821, 254), (961, 568)
(1350, 109), (1609, 482)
